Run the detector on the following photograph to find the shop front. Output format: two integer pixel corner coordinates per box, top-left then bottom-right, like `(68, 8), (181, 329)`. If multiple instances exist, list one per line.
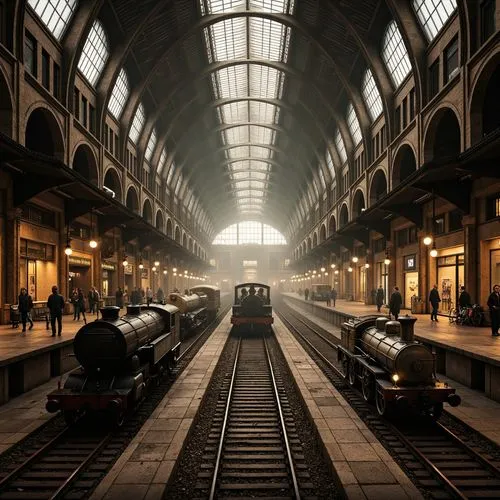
(101, 261), (117, 298)
(68, 255), (92, 292)
(141, 268), (149, 291)
(403, 254), (418, 309)
(124, 264), (134, 294)
(435, 246), (464, 313)
(375, 261), (389, 305)
(355, 264), (367, 302)
(19, 238), (57, 301)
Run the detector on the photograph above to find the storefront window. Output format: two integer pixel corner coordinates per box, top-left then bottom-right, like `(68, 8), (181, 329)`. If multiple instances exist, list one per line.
(19, 239), (56, 301)
(436, 253), (464, 312)
(491, 249), (500, 290)
(376, 261), (389, 304)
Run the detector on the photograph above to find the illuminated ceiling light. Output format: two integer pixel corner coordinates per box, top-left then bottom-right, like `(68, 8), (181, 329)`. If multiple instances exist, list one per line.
(423, 235), (433, 246)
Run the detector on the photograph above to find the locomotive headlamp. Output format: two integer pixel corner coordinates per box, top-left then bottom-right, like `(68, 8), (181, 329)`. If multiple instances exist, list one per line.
(392, 374), (399, 384)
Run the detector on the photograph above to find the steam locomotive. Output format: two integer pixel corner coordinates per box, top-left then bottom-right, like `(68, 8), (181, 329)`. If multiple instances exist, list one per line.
(166, 285), (220, 338)
(337, 315), (461, 418)
(46, 304), (181, 425)
(231, 283), (273, 334)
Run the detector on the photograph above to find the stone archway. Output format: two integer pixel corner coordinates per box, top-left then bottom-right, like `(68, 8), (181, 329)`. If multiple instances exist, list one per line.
(156, 210), (164, 232)
(175, 226), (181, 243)
(339, 204), (349, 227)
(319, 224), (326, 243)
(126, 186), (139, 214)
(73, 144), (99, 185)
(392, 145), (417, 187)
(143, 199), (153, 224)
(166, 218), (173, 238)
(313, 232), (318, 247)
(182, 233), (188, 247)
(424, 107), (461, 162)
(352, 189), (366, 218)
(329, 215), (337, 236)
(370, 170), (388, 206)
(103, 168), (122, 202)
(0, 69), (13, 136)
(25, 107), (64, 160)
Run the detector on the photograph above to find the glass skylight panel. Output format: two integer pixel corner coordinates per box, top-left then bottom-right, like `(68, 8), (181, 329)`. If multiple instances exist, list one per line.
(318, 168), (326, 190)
(108, 68), (130, 120)
(129, 103), (146, 144)
(262, 223), (287, 244)
(249, 65), (282, 99)
(346, 103), (362, 145)
(249, 0), (294, 14)
(220, 102), (249, 123)
(202, 0), (245, 15)
(382, 21), (412, 88)
(174, 173), (183, 197)
(326, 150), (336, 179)
(335, 129), (348, 164)
(205, 18), (247, 63)
(250, 102), (279, 123)
(251, 146), (272, 158)
(214, 66), (248, 99)
(249, 18), (290, 61)
(249, 125), (274, 144)
(412, 0), (456, 41)
(362, 69), (383, 121)
(145, 128), (157, 162)
(225, 126), (249, 144)
(77, 20), (108, 87)
(234, 180), (251, 189)
(28, 0), (77, 40)
(157, 148), (168, 174)
(166, 163), (176, 187)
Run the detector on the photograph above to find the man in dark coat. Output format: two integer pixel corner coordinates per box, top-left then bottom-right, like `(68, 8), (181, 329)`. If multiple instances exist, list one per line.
(487, 284), (500, 337)
(429, 284), (441, 322)
(47, 285), (65, 337)
(18, 287), (34, 333)
(115, 287), (124, 308)
(376, 286), (384, 312)
(389, 286), (402, 321)
(330, 288), (337, 307)
(458, 286), (472, 309)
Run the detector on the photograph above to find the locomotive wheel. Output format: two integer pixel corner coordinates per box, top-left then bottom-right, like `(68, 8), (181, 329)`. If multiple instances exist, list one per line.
(348, 360), (357, 387)
(362, 371), (374, 402)
(375, 387), (390, 417)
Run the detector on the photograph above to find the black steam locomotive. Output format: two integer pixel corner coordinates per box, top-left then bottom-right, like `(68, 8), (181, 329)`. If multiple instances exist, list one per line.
(46, 304), (180, 425)
(231, 283), (273, 334)
(338, 315), (461, 418)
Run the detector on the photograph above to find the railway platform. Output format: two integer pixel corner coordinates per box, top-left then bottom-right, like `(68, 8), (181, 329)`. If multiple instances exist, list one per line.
(90, 311), (422, 500)
(283, 293), (500, 404)
(0, 314), (97, 405)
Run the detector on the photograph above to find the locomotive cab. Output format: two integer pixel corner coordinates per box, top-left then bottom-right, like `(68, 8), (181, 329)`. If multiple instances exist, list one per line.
(231, 283), (273, 334)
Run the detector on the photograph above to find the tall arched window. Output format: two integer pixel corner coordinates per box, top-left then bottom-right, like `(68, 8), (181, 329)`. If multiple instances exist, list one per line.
(166, 162), (176, 186)
(335, 129), (347, 164)
(129, 103), (146, 144)
(346, 103), (362, 145)
(145, 128), (157, 162)
(28, 0), (77, 40)
(326, 149), (336, 180)
(412, 0), (456, 41)
(108, 68), (129, 119)
(212, 222), (286, 245)
(361, 69), (383, 121)
(157, 147), (167, 174)
(77, 20), (109, 86)
(382, 21), (412, 88)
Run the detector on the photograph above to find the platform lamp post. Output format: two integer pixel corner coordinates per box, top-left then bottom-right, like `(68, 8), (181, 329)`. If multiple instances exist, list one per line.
(172, 267), (177, 291)
(384, 248), (391, 305)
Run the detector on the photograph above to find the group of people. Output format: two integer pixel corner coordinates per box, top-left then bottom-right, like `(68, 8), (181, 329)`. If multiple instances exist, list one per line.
(300, 288), (338, 306)
(115, 287), (165, 308)
(239, 285), (268, 305)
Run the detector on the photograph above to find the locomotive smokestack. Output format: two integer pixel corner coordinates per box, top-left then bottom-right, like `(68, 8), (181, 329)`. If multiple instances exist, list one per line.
(100, 306), (120, 321)
(399, 315), (417, 342)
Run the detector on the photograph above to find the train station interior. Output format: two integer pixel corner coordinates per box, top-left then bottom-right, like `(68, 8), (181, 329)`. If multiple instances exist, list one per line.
(0, 0), (500, 499)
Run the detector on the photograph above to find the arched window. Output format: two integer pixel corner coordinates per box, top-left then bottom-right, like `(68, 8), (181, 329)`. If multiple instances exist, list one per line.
(412, 0), (456, 41)
(28, 0), (77, 40)
(167, 162), (176, 186)
(335, 129), (347, 164)
(318, 167), (326, 190)
(175, 173), (183, 197)
(326, 149), (336, 180)
(108, 68), (129, 119)
(157, 147), (167, 174)
(129, 103), (146, 144)
(145, 128), (157, 162)
(382, 21), (412, 88)
(77, 20), (109, 86)
(346, 103), (362, 145)
(361, 69), (383, 121)
(212, 221), (286, 245)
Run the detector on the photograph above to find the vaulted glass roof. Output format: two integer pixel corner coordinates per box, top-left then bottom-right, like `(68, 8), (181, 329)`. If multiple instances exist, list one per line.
(200, 0), (295, 216)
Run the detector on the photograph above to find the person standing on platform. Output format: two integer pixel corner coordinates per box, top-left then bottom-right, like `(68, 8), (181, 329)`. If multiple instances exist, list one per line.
(304, 288), (309, 301)
(77, 288), (87, 324)
(487, 284), (500, 337)
(389, 286), (402, 321)
(459, 286), (472, 309)
(146, 287), (153, 306)
(115, 287), (124, 309)
(47, 286), (65, 337)
(331, 288), (337, 307)
(71, 288), (78, 320)
(157, 287), (164, 304)
(429, 284), (441, 322)
(88, 287), (95, 314)
(18, 287), (34, 333)
(376, 286), (384, 313)
(326, 288), (331, 307)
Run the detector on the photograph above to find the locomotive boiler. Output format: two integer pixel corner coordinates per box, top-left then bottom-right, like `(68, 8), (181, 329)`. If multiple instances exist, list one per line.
(337, 315), (461, 418)
(46, 304), (180, 425)
(166, 292), (208, 338)
(190, 285), (221, 321)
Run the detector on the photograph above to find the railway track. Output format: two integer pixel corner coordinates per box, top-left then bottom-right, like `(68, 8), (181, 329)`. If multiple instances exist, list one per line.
(194, 335), (311, 499)
(0, 302), (231, 500)
(276, 300), (500, 499)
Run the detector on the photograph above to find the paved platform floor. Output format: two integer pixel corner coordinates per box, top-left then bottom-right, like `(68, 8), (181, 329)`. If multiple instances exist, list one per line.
(284, 297), (500, 447)
(283, 293), (500, 366)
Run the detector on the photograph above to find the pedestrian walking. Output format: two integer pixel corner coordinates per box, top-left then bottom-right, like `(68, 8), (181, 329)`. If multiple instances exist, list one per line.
(487, 284), (500, 337)
(331, 288), (337, 307)
(70, 288), (78, 320)
(92, 288), (100, 318)
(47, 285), (65, 337)
(326, 287), (331, 307)
(18, 287), (34, 333)
(77, 288), (87, 324)
(429, 284), (441, 322)
(304, 288), (309, 301)
(389, 286), (402, 321)
(376, 286), (384, 313)
(115, 287), (124, 308)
